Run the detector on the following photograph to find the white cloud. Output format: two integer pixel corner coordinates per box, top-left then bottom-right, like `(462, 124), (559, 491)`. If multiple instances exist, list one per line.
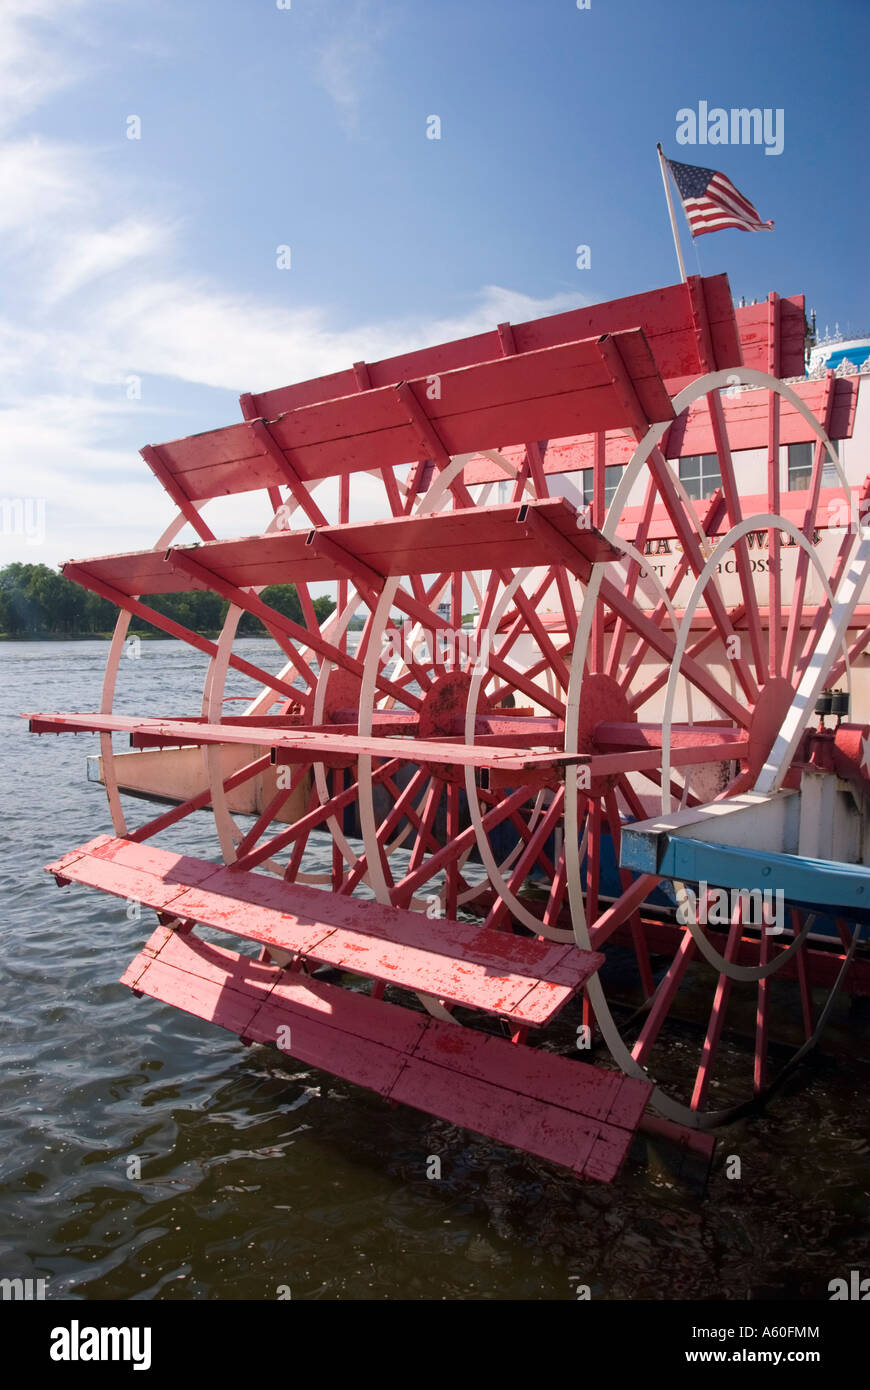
(414, 285), (582, 350)
(315, 2), (390, 134)
(76, 276), (581, 396)
(44, 219), (175, 304)
(0, 394), (180, 564)
(0, 138), (89, 236)
(0, 0), (95, 134)
(0, 2), (587, 568)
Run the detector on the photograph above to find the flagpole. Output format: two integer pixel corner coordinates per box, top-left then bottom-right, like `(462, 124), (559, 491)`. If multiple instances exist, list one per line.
(657, 142), (687, 283)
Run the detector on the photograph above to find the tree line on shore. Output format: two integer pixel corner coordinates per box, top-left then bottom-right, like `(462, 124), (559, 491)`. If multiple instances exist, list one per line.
(0, 563), (335, 638)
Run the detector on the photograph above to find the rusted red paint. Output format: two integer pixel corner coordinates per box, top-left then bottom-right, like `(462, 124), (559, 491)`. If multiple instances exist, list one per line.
(121, 925), (650, 1182)
(47, 837), (603, 1027)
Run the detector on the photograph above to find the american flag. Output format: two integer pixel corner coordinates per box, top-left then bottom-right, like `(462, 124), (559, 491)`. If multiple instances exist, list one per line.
(665, 156), (774, 237)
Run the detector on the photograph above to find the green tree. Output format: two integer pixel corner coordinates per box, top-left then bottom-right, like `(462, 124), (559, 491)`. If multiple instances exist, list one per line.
(0, 565), (336, 638)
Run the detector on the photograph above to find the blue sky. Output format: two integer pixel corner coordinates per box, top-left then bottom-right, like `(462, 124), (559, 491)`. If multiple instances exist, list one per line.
(1, 0), (867, 565)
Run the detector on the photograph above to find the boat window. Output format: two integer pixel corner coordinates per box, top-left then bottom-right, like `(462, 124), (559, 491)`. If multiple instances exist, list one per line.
(822, 438), (840, 485)
(580, 465), (623, 510)
(788, 440), (840, 490)
(678, 453), (721, 500)
(787, 441), (812, 489)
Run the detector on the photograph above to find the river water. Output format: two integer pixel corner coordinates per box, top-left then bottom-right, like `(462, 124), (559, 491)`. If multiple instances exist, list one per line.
(1, 640), (868, 1301)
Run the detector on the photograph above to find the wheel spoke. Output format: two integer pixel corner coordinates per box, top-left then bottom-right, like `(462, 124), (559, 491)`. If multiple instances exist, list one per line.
(390, 784), (533, 907)
(691, 902), (744, 1110)
(234, 761), (313, 859)
(599, 572), (751, 726)
(233, 757), (404, 872)
(753, 917), (771, 1096)
(645, 444), (758, 703)
(707, 391), (766, 681)
(631, 930), (697, 1067)
(603, 787), (655, 998)
(485, 787), (565, 932)
(128, 754), (273, 843)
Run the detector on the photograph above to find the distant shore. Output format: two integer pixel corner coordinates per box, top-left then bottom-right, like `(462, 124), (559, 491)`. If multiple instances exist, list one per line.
(1, 620), (361, 641)
(0, 563), (336, 642)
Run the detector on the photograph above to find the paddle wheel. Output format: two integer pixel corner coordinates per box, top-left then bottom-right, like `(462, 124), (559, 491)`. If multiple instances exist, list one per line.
(28, 275), (870, 1179)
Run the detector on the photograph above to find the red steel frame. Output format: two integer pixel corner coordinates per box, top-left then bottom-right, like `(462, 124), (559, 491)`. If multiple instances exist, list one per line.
(25, 273), (869, 1164)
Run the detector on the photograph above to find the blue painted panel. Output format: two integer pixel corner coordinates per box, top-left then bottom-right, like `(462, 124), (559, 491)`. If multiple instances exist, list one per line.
(626, 832), (870, 929)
